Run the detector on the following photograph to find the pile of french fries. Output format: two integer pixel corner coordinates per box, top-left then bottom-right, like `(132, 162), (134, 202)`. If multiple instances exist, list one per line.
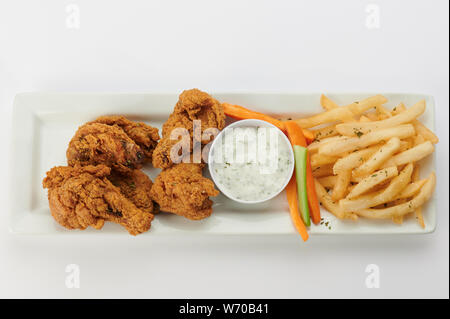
(294, 94), (438, 227)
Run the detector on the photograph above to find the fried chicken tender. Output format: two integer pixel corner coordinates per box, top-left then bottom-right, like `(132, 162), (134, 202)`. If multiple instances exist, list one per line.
(150, 89), (223, 220)
(42, 164), (153, 235)
(108, 169), (158, 215)
(150, 163), (219, 220)
(91, 115), (160, 161)
(152, 89), (225, 169)
(66, 123), (145, 174)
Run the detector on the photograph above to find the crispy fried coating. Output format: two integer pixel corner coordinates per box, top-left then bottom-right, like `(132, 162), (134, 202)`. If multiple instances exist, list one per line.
(150, 163), (219, 220)
(42, 164), (153, 235)
(91, 115), (160, 161)
(152, 89), (225, 169)
(150, 89), (224, 220)
(66, 123), (145, 174)
(108, 169), (158, 215)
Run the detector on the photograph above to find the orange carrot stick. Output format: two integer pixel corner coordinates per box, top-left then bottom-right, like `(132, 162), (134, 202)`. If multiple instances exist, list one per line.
(285, 121), (307, 146)
(222, 102), (315, 143)
(303, 128), (315, 145)
(285, 122), (314, 144)
(286, 177), (309, 241)
(305, 156), (321, 225)
(285, 121), (321, 225)
(223, 102), (287, 131)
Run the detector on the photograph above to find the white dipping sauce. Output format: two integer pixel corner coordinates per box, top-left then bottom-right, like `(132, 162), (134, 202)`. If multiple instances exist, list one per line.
(211, 126), (293, 202)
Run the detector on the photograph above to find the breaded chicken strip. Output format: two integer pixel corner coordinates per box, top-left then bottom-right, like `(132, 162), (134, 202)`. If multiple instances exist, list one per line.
(43, 164), (153, 235)
(91, 115), (160, 161)
(152, 89), (225, 169)
(150, 163), (219, 220)
(67, 123), (145, 174)
(108, 169), (158, 215)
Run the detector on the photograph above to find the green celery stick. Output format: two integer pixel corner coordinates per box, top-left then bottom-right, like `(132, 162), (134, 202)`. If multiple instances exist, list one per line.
(293, 145), (311, 226)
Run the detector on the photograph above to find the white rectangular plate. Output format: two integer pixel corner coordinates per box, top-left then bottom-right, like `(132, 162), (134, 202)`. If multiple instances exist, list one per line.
(9, 92), (437, 235)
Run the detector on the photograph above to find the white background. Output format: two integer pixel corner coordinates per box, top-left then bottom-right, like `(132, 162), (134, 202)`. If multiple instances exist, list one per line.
(0, 0), (448, 298)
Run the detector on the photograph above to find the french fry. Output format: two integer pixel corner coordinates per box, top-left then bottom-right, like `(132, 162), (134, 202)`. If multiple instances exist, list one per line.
(412, 165), (425, 228)
(340, 164), (413, 212)
(317, 175), (337, 188)
(381, 141), (434, 168)
(397, 140), (412, 153)
(398, 138), (414, 156)
(359, 115), (372, 122)
(312, 124), (338, 140)
(333, 144), (382, 174)
(391, 103), (406, 115)
(319, 124), (415, 156)
(392, 214), (404, 224)
(353, 137), (401, 178)
(295, 107), (355, 129)
(332, 170), (352, 201)
(312, 164), (334, 178)
(415, 206), (425, 228)
(376, 105), (392, 119)
(413, 120), (439, 144)
(347, 185), (356, 194)
(314, 179), (357, 220)
(343, 116), (357, 122)
(413, 133), (426, 146)
(347, 95), (388, 115)
(311, 152), (339, 167)
(308, 135), (347, 153)
(392, 206), (405, 223)
(356, 173), (436, 219)
(412, 164), (420, 181)
(403, 136), (415, 148)
(365, 112), (379, 121)
(295, 95), (388, 128)
(315, 179), (344, 219)
(396, 179), (427, 199)
(346, 166), (398, 199)
(335, 100), (425, 136)
(320, 94), (339, 110)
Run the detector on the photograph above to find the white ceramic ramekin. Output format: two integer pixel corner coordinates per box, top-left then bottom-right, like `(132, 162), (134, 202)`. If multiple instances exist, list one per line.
(208, 119), (295, 204)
